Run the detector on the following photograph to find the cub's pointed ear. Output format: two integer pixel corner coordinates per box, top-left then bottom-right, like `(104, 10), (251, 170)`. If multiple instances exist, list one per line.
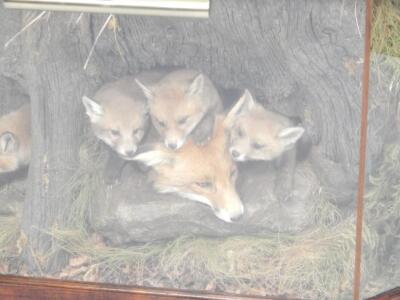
(186, 73), (204, 97)
(135, 78), (154, 100)
(82, 96), (104, 123)
(278, 127), (304, 148)
(0, 132), (18, 153)
(133, 144), (173, 167)
(225, 89), (256, 127)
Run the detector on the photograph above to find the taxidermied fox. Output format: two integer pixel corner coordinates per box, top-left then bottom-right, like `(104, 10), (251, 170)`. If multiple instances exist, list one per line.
(135, 69), (222, 150)
(133, 116), (244, 223)
(0, 103), (31, 174)
(226, 89), (310, 201)
(82, 72), (165, 183)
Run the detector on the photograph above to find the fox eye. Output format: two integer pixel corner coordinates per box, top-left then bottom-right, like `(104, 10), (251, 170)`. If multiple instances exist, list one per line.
(178, 116), (189, 125)
(252, 142), (265, 150)
(110, 129), (120, 136)
(133, 128), (143, 136)
(236, 127), (243, 137)
(195, 181), (213, 189)
(158, 120), (166, 128)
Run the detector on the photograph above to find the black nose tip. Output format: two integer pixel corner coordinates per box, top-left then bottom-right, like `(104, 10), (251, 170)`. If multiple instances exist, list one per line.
(126, 150), (136, 157)
(231, 215), (242, 222)
(167, 143), (177, 150)
(231, 149), (240, 158)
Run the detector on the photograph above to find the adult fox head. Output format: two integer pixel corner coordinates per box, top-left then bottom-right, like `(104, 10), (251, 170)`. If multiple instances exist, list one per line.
(0, 104), (31, 174)
(135, 70), (212, 150)
(226, 90), (304, 162)
(82, 78), (149, 160)
(134, 117), (244, 223)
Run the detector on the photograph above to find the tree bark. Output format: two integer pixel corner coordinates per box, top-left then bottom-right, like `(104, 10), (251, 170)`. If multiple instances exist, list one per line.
(0, 9), (27, 114)
(20, 12), (90, 273)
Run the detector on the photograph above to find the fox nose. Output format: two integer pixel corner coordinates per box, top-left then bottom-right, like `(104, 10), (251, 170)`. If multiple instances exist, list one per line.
(126, 150), (136, 157)
(166, 142), (178, 150)
(232, 203), (245, 222)
(230, 214), (243, 222)
(214, 203), (244, 223)
(230, 149), (240, 158)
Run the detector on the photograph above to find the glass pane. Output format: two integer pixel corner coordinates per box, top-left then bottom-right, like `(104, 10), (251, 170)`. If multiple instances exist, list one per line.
(0, 1), (367, 298)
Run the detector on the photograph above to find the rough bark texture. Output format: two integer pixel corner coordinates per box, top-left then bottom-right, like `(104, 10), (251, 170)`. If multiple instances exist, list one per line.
(0, 0), (376, 271)
(16, 13), (92, 272)
(0, 9), (28, 113)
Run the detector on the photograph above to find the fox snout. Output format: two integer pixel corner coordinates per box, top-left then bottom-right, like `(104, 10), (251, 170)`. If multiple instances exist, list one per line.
(164, 134), (185, 150)
(213, 194), (244, 223)
(165, 140), (184, 150)
(229, 147), (246, 161)
(116, 144), (138, 160)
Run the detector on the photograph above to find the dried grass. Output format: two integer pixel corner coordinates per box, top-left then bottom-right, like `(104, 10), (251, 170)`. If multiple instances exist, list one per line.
(0, 216), (19, 260)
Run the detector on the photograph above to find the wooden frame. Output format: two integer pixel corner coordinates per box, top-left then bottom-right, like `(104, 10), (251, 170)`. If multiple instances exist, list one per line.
(0, 275), (398, 299)
(366, 288), (400, 300)
(0, 275), (281, 300)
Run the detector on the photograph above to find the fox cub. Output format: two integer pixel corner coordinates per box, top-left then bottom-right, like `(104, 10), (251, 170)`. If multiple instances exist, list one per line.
(135, 69), (222, 150)
(133, 115), (244, 223)
(226, 89), (309, 201)
(82, 73), (164, 183)
(0, 104), (31, 174)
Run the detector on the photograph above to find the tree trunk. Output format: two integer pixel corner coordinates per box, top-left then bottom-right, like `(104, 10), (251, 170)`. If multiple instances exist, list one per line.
(19, 12), (90, 273)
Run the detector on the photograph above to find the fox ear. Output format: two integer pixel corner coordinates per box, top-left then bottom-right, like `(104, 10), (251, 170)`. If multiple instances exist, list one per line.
(186, 73), (204, 97)
(278, 127), (304, 148)
(135, 78), (154, 100)
(225, 89), (255, 126)
(82, 96), (104, 123)
(133, 144), (172, 167)
(0, 132), (18, 153)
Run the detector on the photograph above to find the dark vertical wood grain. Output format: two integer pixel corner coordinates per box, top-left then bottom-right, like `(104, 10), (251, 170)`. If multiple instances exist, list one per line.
(353, 0), (372, 299)
(20, 12), (91, 273)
